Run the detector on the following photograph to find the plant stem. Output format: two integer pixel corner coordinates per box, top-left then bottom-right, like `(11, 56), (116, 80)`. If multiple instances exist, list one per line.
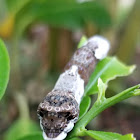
(10, 36), (22, 90)
(14, 93), (30, 120)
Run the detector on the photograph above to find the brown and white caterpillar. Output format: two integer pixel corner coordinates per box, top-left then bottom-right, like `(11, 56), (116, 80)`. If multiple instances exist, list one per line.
(37, 35), (110, 140)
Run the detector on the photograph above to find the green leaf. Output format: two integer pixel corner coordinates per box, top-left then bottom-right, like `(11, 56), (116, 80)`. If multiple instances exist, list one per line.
(85, 57), (135, 95)
(84, 130), (121, 140)
(79, 96), (91, 120)
(96, 78), (106, 103)
(14, 0), (111, 37)
(84, 130), (135, 140)
(0, 39), (10, 100)
(77, 36), (87, 48)
(5, 119), (40, 140)
(17, 132), (43, 140)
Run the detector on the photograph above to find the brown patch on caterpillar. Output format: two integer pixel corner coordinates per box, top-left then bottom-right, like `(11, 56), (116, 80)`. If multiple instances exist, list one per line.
(41, 111), (71, 138)
(37, 90), (79, 138)
(65, 47), (97, 85)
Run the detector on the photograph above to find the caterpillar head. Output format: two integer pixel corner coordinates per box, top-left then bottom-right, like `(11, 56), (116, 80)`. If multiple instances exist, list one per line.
(37, 90), (79, 139)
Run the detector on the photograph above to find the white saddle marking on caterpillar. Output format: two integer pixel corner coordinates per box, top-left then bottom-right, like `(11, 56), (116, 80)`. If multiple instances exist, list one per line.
(85, 35), (110, 60)
(54, 65), (84, 105)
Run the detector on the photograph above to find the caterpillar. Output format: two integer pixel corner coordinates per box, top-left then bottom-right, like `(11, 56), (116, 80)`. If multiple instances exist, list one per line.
(37, 35), (110, 140)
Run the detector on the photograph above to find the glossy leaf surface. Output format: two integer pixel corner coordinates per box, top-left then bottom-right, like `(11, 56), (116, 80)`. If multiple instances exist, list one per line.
(85, 57), (135, 95)
(0, 39), (10, 100)
(79, 96), (91, 120)
(84, 130), (135, 140)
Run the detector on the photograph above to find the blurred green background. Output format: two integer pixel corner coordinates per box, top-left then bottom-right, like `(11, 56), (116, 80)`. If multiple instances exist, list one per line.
(0, 0), (140, 140)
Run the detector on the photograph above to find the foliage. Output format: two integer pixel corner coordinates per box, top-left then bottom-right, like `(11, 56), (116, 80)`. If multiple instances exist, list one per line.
(77, 36), (87, 48)
(0, 0), (111, 38)
(5, 119), (40, 140)
(85, 57), (135, 95)
(0, 39), (10, 100)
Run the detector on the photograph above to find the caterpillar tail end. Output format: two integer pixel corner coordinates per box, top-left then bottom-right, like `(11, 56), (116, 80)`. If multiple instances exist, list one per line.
(85, 35), (110, 60)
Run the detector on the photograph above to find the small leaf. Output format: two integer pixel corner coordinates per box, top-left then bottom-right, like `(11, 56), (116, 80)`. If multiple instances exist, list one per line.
(77, 36), (87, 48)
(17, 132), (43, 140)
(0, 39), (10, 100)
(5, 119), (40, 140)
(85, 57), (135, 95)
(79, 96), (91, 120)
(84, 130), (136, 140)
(96, 78), (106, 102)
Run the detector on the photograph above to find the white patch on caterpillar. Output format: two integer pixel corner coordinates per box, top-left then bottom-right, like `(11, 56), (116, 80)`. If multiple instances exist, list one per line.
(42, 119), (76, 140)
(40, 118), (43, 130)
(85, 35), (110, 60)
(64, 120), (74, 132)
(43, 131), (67, 140)
(53, 65), (84, 105)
